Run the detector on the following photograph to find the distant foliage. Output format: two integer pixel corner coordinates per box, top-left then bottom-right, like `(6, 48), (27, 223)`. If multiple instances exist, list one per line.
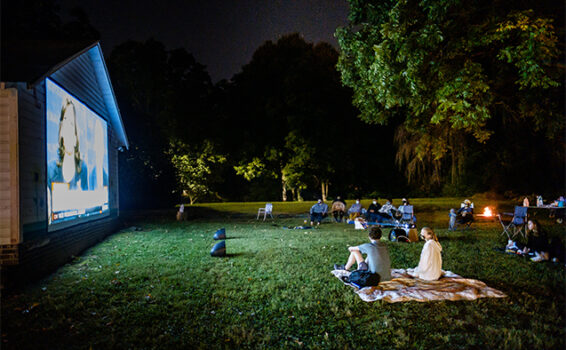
(169, 141), (226, 204)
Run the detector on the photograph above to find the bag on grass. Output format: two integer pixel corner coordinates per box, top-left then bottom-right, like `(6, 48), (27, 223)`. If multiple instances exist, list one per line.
(343, 270), (381, 288)
(389, 228), (410, 243)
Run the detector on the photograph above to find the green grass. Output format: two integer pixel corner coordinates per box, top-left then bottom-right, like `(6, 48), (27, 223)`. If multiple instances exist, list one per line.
(2, 199), (564, 349)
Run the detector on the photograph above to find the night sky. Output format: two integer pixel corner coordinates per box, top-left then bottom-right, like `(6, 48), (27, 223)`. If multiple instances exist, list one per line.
(57, 0), (350, 82)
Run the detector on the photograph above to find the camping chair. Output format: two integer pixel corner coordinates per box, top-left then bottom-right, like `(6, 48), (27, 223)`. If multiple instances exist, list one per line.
(397, 205), (415, 225)
(498, 206), (528, 240)
(257, 203), (273, 221)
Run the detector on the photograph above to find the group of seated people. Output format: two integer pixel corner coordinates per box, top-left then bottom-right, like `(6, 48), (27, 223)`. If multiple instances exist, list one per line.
(310, 197), (413, 226)
(334, 226), (443, 282)
(332, 217), (564, 287)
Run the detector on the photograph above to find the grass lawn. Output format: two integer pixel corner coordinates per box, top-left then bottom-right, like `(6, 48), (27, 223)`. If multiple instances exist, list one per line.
(2, 198), (565, 349)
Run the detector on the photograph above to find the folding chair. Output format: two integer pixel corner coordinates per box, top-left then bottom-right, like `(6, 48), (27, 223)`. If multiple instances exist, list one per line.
(498, 206), (528, 240)
(257, 203), (273, 220)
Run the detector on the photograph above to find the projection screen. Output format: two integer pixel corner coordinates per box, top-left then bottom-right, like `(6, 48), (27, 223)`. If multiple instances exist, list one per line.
(46, 78), (109, 231)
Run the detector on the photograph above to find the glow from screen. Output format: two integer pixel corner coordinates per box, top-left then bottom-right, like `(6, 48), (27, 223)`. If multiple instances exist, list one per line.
(46, 78), (109, 230)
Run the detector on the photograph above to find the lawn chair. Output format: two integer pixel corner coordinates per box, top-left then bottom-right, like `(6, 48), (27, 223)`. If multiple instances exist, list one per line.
(257, 203), (273, 221)
(498, 206), (528, 240)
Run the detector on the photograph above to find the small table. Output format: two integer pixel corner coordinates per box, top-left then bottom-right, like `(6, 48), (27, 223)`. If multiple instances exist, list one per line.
(527, 206), (565, 222)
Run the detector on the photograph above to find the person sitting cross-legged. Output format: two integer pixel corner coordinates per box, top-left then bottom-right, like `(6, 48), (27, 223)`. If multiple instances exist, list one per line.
(506, 219), (550, 262)
(333, 226), (392, 282)
(409, 227), (443, 280)
(310, 199), (328, 226)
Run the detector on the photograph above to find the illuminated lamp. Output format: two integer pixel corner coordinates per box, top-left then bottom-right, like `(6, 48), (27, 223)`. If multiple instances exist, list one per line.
(210, 240), (226, 257)
(213, 228), (226, 240)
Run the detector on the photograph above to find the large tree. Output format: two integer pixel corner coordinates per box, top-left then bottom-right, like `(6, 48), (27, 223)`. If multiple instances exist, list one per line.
(337, 0), (564, 194)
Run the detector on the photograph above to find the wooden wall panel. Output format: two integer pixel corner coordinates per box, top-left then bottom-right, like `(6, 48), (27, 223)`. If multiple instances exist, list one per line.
(0, 86), (20, 245)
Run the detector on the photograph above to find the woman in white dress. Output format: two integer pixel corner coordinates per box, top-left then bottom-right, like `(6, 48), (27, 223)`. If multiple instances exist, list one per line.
(411, 227), (443, 280)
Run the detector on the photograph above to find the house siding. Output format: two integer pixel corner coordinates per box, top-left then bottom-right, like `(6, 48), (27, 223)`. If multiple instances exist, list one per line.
(0, 44), (125, 287)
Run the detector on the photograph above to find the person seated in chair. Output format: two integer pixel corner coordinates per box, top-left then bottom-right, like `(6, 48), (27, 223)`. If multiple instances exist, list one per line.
(331, 196), (347, 223)
(333, 226), (391, 282)
(377, 199), (397, 222)
(348, 199), (363, 220)
(365, 199), (381, 222)
(310, 199), (328, 226)
(397, 198), (416, 223)
(456, 199), (474, 227)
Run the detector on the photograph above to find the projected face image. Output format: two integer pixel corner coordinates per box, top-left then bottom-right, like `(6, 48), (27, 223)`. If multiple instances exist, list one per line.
(57, 100), (82, 184)
(46, 79), (109, 229)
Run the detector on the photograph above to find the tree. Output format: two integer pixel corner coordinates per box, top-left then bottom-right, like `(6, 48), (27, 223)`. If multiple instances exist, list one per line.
(337, 0), (564, 194)
(228, 34), (365, 201)
(169, 141), (226, 205)
(108, 39), (214, 208)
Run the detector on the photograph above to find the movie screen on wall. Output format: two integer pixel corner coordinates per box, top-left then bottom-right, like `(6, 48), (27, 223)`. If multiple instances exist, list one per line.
(46, 78), (109, 230)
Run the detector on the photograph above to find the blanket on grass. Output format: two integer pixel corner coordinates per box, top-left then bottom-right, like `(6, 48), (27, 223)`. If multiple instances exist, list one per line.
(331, 268), (506, 303)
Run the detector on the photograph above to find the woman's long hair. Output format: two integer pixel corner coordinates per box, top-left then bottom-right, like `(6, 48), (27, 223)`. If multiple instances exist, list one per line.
(421, 227), (439, 242)
(528, 219), (542, 237)
(56, 99), (82, 174)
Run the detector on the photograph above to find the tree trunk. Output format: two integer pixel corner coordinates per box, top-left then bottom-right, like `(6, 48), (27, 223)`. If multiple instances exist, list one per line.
(281, 174), (287, 202)
(297, 189), (303, 202)
(450, 133), (457, 185)
(321, 181), (328, 202)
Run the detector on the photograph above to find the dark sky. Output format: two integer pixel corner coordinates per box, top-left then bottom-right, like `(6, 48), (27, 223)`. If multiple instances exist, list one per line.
(57, 0), (350, 82)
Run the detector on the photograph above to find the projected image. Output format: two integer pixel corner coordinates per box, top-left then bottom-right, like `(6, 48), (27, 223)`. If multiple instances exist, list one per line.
(46, 79), (109, 229)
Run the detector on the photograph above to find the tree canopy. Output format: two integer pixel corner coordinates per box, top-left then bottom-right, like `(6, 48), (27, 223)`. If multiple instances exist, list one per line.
(337, 0), (565, 194)
(224, 34), (402, 201)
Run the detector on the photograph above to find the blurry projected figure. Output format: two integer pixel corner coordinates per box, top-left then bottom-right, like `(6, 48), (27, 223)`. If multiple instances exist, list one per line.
(46, 79), (109, 228)
(89, 118), (108, 190)
(48, 99), (88, 190)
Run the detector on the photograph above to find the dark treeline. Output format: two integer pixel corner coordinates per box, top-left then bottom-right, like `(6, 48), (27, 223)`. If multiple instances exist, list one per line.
(108, 35), (407, 208)
(3, 0), (564, 209)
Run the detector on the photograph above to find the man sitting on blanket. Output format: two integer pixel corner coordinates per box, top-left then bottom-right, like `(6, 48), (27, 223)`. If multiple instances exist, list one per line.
(334, 226), (392, 282)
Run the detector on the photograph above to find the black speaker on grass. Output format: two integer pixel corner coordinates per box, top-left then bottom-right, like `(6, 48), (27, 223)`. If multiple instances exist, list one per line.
(210, 240), (226, 257)
(213, 228), (226, 240)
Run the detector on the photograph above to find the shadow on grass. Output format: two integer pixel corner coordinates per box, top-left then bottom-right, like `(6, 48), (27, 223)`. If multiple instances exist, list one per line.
(439, 233), (479, 243)
(225, 252), (252, 258)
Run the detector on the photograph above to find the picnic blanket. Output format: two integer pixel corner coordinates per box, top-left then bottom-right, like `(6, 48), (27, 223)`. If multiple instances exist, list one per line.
(332, 268), (506, 303)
